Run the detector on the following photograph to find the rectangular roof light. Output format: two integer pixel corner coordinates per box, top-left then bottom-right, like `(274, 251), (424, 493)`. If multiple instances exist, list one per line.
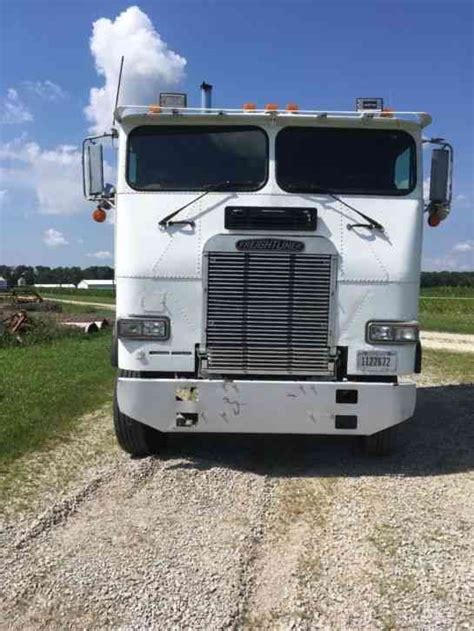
(159, 93), (187, 108)
(356, 97), (384, 111)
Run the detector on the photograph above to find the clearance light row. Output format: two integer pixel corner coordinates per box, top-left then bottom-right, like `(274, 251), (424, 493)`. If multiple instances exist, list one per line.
(147, 95), (394, 116)
(148, 102), (301, 113)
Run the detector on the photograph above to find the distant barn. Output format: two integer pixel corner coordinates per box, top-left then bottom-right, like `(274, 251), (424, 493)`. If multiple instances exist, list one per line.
(77, 279), (115, 290)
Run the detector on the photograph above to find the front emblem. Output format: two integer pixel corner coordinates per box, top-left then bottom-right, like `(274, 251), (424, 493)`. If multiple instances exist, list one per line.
(235, 238), (305, 252)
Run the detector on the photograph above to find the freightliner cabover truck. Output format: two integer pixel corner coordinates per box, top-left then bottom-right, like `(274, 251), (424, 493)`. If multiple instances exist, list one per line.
(83, 85), (453, 456)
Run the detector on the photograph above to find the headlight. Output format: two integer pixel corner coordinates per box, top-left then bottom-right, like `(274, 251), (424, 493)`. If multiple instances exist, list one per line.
(367, 321), (419, 344)
(117, 317), (170, 340)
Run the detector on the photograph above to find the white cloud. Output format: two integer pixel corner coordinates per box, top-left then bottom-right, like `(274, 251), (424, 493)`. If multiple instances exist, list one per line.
(85, 5), (186, 133)
(453, 193), (470, 208)
(23, 80), (68, 102)
(422, 255), (469, 272)
(0, 136), (114, 215)
(43, 228), (68, 247)
(87, 250), (112, 259)
(0, 137), (88, 215)
(453, 240), (473, 253)
(423, 239), (474, 271)
(0, 89), (33, 124)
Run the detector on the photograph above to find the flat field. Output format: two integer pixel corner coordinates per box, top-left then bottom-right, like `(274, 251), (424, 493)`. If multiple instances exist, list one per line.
(39, 288), (115, 303)
(0, 330), (114, 469)
(41, 286), (474, 334)
(419, 287), (473, 334)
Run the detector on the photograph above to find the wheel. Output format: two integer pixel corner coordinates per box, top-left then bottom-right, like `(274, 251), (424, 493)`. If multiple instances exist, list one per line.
(362, 426), (393, 456)
(113, 371), (166, 457)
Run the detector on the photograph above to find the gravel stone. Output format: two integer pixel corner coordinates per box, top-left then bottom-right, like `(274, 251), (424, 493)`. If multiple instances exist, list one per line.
(1, 379), (472, 629)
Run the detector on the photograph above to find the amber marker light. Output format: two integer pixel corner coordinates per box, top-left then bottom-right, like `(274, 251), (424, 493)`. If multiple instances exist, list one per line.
(380, 107), (394, 118)
(243, 102), (257, 111)
(286, 103), (299, 112)
(265, 103), (279, 111)
(428, 212), (441, 227)
(148, 105), (161, 114)
(92, 207), (107, 223)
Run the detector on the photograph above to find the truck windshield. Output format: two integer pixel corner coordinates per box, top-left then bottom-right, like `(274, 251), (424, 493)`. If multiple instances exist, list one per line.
(127, 125), (268, 191)
(276, 127), (416, 196)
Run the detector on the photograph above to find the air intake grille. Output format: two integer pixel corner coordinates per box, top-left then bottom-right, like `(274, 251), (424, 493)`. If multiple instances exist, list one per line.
(205, 252), (334, 375)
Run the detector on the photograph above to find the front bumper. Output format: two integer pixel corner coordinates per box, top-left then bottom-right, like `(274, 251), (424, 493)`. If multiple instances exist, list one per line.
(117, 378), (416, 436)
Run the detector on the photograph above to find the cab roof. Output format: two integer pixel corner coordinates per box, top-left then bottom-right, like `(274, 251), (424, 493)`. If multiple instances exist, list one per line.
(115, 106), (432, 129)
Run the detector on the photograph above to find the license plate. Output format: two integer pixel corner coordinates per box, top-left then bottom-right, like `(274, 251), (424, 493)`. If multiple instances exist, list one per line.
(357, 351), (398, 372)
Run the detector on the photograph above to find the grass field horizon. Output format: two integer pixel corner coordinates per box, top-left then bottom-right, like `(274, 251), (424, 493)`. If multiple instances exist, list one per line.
(41, 286), (473, 335)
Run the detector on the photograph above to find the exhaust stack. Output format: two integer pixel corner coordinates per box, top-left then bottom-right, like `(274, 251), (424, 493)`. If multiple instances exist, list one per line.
(200, 81), (213, 110)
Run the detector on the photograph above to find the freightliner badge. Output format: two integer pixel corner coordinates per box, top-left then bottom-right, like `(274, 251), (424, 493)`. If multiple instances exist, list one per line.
(235, 239), (305, 252)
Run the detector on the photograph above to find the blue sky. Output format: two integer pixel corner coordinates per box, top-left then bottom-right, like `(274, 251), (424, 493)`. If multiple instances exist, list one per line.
(0, 0), (472, 270)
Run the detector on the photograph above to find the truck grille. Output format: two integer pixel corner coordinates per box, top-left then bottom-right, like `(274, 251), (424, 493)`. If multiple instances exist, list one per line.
(205, 251), (334, 375)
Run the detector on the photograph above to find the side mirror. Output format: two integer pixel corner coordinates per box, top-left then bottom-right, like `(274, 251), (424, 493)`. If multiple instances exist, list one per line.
(83, 140), (104, 199)
(427, 143), (453, 225)
(429, 148), (451, 204)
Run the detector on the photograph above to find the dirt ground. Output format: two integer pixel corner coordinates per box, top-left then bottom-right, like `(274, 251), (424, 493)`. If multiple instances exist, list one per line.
(421, 331), (474, 353)
(1, 374), (473, 630)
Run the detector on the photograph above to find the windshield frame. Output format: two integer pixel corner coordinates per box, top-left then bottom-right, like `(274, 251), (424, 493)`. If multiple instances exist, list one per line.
(126, 124), (269, 193)
(275, 126), (417, 197)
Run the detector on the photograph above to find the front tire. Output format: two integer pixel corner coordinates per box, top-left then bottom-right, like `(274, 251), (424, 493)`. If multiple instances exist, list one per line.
(362, 426), (393, 456)
(113, 372), (166, 457)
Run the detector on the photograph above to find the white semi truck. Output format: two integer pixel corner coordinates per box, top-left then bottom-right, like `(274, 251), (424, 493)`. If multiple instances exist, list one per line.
(83, 86), (453, 456)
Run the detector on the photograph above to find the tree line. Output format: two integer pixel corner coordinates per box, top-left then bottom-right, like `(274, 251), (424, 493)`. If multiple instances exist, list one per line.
(420, 271), (474, 287)
(0, 266), (472, 288)
(0, 265), (114, 287)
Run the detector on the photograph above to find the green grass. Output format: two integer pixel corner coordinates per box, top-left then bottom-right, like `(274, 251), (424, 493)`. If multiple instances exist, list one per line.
(419, 296), (473, 334)
(57, 301), (114, 319)
(0, 331), (115, 467)
(40, 288), (116, 303)
(423, 349), (474, 384)
(421, 287), (474, 298)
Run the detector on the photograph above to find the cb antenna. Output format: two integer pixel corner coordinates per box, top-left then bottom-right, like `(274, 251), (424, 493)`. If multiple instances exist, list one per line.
(112, 56), (125, 128)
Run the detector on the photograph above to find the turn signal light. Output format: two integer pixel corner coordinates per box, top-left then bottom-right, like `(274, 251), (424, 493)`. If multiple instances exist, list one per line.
(243, 102), (256, 111)
(286, 103), (299, 112)
(148, 105), (161, 114)
(380, 107), (394, 118)
(265, 103), (278, 111)
(428, 212), (442, 227)
(92, 207), (107, 223)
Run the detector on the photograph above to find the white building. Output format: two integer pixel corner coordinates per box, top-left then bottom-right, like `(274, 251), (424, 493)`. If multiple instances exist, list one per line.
(0, 276), (7, 291)
(77, 279), (115, 290)
(34, 283), (76, 289)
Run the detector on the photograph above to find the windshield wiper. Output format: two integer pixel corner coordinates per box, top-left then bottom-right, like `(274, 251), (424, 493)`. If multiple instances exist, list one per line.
(287, 183), (385, 233)
(159, 180), (252, 228)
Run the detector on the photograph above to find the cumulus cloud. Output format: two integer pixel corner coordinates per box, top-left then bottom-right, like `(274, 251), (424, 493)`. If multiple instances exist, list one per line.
(43, 228), (68, 247)
(0, 89), (33, 124)
(87, 250), (113, 259)
(0, 136), (114, 215)
(423, 255), (472, 272)
(423, 239), (474, 271)
(23, 80), (68, 102)
(85, 5), (186, 133)
(453, 240), (473, 253)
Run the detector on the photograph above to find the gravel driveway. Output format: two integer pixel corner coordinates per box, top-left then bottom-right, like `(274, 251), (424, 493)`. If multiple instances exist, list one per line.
(1, 380), (473, 630)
